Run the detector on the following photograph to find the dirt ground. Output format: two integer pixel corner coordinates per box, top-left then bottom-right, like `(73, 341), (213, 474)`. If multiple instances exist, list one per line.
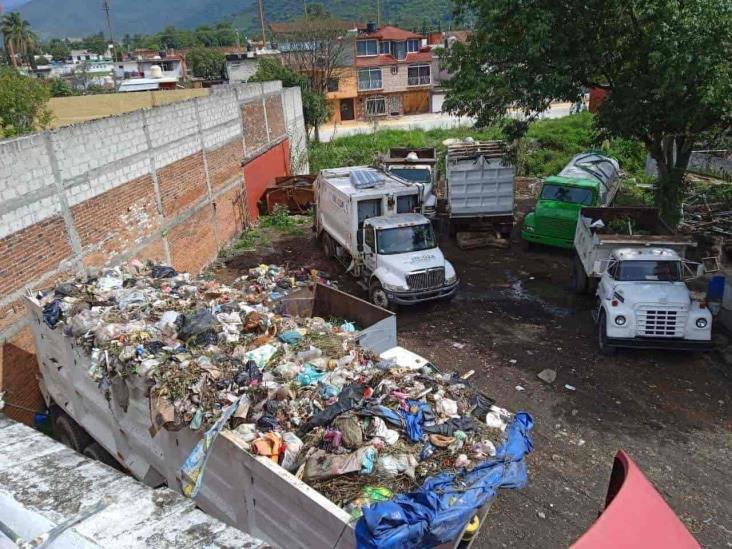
(213, 200), (732, 548)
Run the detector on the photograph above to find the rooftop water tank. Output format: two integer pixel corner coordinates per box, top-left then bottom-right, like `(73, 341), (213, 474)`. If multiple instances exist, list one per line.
(149, 65), (163, 79)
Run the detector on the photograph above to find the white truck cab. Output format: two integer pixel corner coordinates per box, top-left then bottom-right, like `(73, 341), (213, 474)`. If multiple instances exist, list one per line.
(315, 166), (458, 310)
(596, 247), (712, 354)
(362, 213), (457, 308)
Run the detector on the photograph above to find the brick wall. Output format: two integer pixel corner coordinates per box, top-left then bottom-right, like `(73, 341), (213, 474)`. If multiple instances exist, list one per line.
(0, 81), (308, 424)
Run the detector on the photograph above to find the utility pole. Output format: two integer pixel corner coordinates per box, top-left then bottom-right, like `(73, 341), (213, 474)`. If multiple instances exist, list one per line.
(376, 0), (381, 25)
(102, 0), (116, 62)
(257, 0), (266, 48)
(303, 0), (307, 19)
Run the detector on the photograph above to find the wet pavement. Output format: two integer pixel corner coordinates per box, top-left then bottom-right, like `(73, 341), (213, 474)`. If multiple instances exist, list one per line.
(214, 206), (732, 548)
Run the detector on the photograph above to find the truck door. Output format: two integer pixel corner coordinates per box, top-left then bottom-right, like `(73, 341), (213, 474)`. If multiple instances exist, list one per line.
(363, 224), (377, 273)
(357, 199), (382, 251)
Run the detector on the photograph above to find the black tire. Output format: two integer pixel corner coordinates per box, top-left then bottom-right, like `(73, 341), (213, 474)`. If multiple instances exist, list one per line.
(83, 442), (122, 470)
(369, 280), (395, 312)
(598, 310), (617, 356)
(572, 253), (589, 294)
(54, 413), (93, 453)
(321, 232), (334, 258)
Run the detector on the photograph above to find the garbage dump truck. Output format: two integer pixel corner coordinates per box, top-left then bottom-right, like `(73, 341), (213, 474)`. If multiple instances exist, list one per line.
(315, 166), (458, 309)
(522, 152), (620, 249)
(25, 264), (533, 549)
(445, 141), (515, 239)
(379, 147), (438, 218)
(571, 207), (712, 353)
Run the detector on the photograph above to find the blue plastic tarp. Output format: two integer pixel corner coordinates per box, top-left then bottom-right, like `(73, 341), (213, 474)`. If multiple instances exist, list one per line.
(355, 412), (534, 549)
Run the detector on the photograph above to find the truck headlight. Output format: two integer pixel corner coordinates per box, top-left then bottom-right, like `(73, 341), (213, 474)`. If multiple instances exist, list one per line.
(524, 225), (535, 232)
(614, 315), (626, 326)
(383, 282), (408, 292)
(695, 318), (708, 328)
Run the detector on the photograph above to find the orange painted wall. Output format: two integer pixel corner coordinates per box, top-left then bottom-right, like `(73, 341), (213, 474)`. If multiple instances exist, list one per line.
(243, 140), (291, 220)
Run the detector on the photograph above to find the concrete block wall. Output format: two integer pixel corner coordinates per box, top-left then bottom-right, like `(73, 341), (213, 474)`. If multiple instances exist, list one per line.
(0, 81), (308, 424)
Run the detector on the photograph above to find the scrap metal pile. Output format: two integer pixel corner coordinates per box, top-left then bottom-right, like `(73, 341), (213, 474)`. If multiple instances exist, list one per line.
(37, 260), (529, 533)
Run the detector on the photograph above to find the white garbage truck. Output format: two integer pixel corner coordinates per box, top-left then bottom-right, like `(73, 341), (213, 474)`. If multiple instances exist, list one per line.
(572, 207), (712, 354)
(315, 166), (458, 310)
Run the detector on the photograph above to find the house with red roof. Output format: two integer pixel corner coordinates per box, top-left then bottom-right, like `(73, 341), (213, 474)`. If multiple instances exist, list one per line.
(347, 22), (434, 121)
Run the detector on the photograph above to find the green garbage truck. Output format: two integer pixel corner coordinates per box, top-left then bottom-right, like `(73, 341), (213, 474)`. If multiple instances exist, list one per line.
(521, 152), (620, 249)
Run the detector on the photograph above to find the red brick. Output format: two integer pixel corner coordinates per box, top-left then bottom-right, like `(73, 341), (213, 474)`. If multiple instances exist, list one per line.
(0, 216), (73, 296)
(242, 101), (268, 152)
(0, 327), (43, 425)
(157, 152), (207, 217)
(167, 206), (218, 274)
(265, 95), (286, 139)
(215, 183), (248, 243)
(71, 175), (160, 268)
(207, 141), (244, 190)
(135, 237), (168, 265)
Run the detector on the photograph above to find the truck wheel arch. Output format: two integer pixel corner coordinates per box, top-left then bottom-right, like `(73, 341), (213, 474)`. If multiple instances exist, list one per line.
(54, 412), (93, 453)
(598, 308), (617, 356)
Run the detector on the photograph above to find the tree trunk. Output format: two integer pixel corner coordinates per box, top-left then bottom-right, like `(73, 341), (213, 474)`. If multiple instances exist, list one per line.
(648, 134), (693, 226)
(8, 41), (18, 68)
(313, 123), (320, 143)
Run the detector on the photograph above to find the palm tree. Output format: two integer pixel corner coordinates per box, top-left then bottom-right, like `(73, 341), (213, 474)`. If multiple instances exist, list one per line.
(2, 12), (37, 68)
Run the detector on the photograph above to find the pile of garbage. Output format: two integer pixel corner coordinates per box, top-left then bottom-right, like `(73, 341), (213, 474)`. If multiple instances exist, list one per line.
(37, 260), (533, 546)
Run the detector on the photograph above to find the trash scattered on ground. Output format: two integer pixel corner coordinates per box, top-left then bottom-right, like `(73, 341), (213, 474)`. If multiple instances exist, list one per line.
(36, 261), (534, 545)
(537, 369), (557, 384)
(515, 385), (525, 391)
(564, 384), (577, 391)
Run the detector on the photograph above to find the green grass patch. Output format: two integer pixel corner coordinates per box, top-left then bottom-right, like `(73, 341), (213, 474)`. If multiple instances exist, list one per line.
(259, 204), (310, 236)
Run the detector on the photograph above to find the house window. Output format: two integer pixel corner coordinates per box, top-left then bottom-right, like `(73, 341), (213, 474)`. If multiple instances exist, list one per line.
(365, 97), (387, 116)
(358, 68), (382, 90)
(390, 65), (398, 75)
(407, 39), (420, 53)
(326, 78), (339, 92)
(408, 64), (431, 86)
(161, 61), (175, 71)
(357, 39), (378, 56)
(379, 41), (391, 55)
(393, 41), (406, 60)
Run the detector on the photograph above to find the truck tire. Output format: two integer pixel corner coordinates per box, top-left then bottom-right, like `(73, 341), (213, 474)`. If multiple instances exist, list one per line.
(83, 442), (122, 471)
(572, 253), (589, 294)
(598, 310), (617, 356)
(369, 281), (395, 312)
(54, 413), (93, 453)
(321, 232), (335, 258)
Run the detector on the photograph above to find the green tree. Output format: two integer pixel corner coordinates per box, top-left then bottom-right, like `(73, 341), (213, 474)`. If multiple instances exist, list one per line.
(0, 68), (51, 136)
(186, 47), (226, 80)
(82, 32), (108, 55)
(48, 77), (75, 97)
(249, 57), (330, 142)
(47, 38), (71, 62)
(444, 0), (732, 223)
(2, 12), (37, 68)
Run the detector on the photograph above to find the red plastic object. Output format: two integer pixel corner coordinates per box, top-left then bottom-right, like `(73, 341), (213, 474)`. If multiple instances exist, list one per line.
(572, 450), (700, 549)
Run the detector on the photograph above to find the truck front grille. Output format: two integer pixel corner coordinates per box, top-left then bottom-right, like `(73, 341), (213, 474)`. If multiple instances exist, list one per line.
(636, 305), (686, 337)
(407, 268), (445, 290)
(536, 216), (576, 238)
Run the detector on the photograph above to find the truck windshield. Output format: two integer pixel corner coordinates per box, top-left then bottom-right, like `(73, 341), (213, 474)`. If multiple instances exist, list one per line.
(390, 168), (431, 183)
(616, 261), (682, 282)
(541, 184), (594, 205)
(377, 224), (436, 255)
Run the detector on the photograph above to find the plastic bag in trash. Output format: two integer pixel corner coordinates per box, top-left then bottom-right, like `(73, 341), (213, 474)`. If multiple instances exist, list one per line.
(42, 299), (63, 328)
(178, 309), (219, 341)
(157, 311), (180, 330)
(151, 265), (177, 278)
(296, 364), (326, 386)
(281, 432), (304, 471)
(244, 343), (277, 368)
(376, 454), (418, 479)
(117, 289), (146, 310)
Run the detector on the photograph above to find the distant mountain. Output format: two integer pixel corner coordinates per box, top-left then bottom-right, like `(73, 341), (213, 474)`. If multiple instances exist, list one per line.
(19, 0), (454, 39)
(2, 0), (32, 10)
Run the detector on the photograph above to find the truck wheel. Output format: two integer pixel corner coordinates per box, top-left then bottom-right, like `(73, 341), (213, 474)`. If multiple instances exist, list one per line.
(370, 281), (395, 312)
(572, 254), (589, 294)
(54, 413), (93, 453)
(83, 442), (122, 471)
(321, 232), (334, 258)
(598, 310), (617, 356)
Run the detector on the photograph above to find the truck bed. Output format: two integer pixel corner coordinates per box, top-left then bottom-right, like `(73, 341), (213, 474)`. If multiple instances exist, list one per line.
(24, 284), (396, 549)
(574, 207), (696, 277)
